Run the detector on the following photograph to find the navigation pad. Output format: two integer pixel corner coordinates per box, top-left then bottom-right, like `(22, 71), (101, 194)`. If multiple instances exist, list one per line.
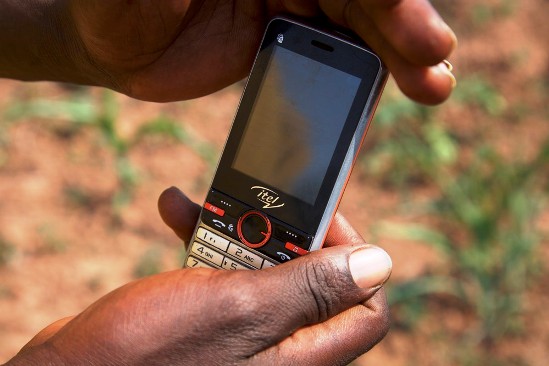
(185, 189), (313, 270)
(237, 211), (271, 248)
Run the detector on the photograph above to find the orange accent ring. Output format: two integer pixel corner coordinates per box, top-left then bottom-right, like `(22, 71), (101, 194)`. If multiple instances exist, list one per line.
(237, 211), (272, 249)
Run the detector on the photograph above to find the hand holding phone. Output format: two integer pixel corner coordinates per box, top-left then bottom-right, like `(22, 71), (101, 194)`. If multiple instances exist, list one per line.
(11, 188), (391, 366)
(184, 18), (387, 270)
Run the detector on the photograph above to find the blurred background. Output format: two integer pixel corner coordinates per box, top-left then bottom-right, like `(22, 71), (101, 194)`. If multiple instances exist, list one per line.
(0, 0), (548, 364)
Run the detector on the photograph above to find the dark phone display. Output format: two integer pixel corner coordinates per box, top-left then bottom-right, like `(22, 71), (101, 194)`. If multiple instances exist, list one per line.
(232, 46), (361, 205)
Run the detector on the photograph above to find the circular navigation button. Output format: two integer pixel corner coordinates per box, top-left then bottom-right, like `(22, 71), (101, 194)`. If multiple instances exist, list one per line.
(237, 211), (272, 249)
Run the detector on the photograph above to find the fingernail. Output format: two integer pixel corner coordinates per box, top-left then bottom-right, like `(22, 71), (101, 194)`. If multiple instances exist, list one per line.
(438, 61), (457, 89)
(349, 246), (392, 289)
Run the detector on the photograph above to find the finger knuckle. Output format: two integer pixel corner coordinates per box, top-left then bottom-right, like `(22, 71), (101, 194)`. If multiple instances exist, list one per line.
(374, 303), (391, 339)
(296, 259), (351, 323)
(363, 293), (391, 343)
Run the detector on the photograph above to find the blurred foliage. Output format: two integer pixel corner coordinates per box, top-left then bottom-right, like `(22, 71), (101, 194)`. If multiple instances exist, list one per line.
(133, 246), (164, 278)
(452, 76), (508, 117)
(364, 73), (548, 363)
(0, 2), (545, 362)
(3, 88), (216, 220)
(472, 0), (517, 25)
(36, 223), (67, 255)
(0, 235), (15, 267)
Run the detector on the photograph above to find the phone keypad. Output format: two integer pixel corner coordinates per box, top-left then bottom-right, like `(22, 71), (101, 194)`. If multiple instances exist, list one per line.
(196, 227), (230, 252)
(187, 226), (276, 270)
(186, 256), (218, 269)
(184, 189), (313, 270)
(227, 243), (264, 269)
(221, 256), (249, 271)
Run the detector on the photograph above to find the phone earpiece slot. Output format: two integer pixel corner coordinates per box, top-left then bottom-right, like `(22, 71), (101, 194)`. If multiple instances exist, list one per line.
(311, 40), (334, 52)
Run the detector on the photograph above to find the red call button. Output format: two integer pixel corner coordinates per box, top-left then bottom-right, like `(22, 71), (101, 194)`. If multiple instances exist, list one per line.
(285, 242), (309, 256)
(204, 202), (225, 217)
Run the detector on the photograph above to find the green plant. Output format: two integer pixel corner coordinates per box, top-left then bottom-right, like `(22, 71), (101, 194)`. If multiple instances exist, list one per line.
(452, 76), (508, 117)
(63, 185), (104, 211)
(36, 223), (67, 255)
(3, 89), (216, 218)
(364, 78), (548, 362)
(134, 114), (218, 169)
(386, 144), (546, 338)
(363, 86), (458, 192)
(0, 236), (15, 266)
(363, 76), (508, 192)
(133, 246), (164, 278)
(472, 0), (517, 26)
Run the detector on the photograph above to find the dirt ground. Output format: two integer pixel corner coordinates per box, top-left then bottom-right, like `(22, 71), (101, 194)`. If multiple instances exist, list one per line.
(1, 0), (548, 364)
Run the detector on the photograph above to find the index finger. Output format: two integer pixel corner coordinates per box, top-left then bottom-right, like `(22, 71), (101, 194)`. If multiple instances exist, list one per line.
(255, 289), (390, 365)
(325, 212), (366, 247)
(321, 0), (456, 66)
(357, 0), (456, 65)
(319, 0), (457, 104)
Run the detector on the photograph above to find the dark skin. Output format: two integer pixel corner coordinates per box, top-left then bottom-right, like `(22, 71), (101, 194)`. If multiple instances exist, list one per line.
(0, 0), (456, 104)
(8, 187), (390, 366)
(0, 0), (457, 363)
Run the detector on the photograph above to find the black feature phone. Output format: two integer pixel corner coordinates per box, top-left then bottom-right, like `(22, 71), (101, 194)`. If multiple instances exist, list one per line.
(184, 18), (388, 270)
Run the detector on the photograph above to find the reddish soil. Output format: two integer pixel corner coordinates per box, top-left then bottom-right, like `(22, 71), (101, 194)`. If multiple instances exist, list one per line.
(1, 0), (548, 364)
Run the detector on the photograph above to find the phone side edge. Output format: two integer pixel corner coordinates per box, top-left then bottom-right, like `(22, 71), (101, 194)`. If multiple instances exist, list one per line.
(309, 63), (389, 251)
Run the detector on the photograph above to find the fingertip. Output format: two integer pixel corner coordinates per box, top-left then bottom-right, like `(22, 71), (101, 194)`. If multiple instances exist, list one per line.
(158, 186), (201, 242)
(358, 0), (457, 67)
(157, 186), (184, 222)
(437, 15), (458, 54)
(405, 15), (457, 66)
(158, 186), (181, 203)
(393, 62), (456, 105)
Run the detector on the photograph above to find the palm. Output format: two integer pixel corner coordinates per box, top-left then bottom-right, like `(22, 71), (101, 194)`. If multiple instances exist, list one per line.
(72, 0), (275, 101)
(70, 0), (456, 104)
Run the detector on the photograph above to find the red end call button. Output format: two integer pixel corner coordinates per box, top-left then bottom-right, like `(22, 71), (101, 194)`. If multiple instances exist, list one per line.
(285, 242), (309, 256)
(204, 202), (225, 217)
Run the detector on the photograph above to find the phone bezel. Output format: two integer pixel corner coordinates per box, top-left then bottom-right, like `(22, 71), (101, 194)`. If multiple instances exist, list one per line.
(211, 18), (384, 234)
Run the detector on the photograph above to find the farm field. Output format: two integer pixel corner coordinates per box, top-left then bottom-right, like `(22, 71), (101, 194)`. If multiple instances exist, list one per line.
(1, 1), (548, 364)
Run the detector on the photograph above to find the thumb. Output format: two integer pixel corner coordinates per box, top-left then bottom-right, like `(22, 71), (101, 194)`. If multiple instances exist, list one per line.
(235, 243), (392, 353)
(271, 244), (392, 324)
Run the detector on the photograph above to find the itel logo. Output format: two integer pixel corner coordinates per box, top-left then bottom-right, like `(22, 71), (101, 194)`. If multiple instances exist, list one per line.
(251, 186), (285, 209)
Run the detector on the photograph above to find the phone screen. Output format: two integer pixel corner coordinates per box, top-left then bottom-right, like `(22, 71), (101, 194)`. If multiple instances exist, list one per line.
(232, 45), (361, 206)
(185, 18), (386, 270)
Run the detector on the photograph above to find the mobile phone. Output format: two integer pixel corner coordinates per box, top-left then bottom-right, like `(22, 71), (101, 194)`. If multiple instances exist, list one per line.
(184, 17), (387, 270)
